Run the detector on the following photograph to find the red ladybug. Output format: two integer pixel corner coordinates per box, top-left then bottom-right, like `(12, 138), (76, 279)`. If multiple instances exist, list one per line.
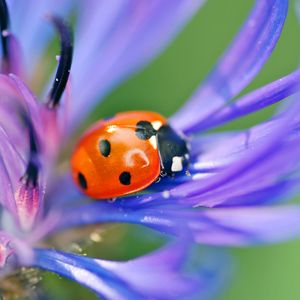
(71, 111), (189, 199)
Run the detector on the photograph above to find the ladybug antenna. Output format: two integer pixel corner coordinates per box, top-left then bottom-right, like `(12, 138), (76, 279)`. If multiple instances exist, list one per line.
(19, 109), (39, 187)
(47, 16), (73, 108)
(0, 0), (11, 72)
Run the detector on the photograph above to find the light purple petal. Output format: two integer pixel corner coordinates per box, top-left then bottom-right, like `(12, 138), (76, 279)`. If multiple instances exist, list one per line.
(0, 111), (26, 184)
(0, 154), (16, 215)
(190, 120), (283, 169)
(6, 0), (72, 77)
(6, 34), (23, 76)
(0, 32), (24, 76)
(9, 74), (40, 119)
(0, 78), (27, 215)
(195, 69), (300, 130)
(9, 74), (67, 158)
(187, 205), (300, 246)
(32, 243), (227, 300)
(0, 232), (34, 271)
(68, 0), (205, 131)
(0, 79), (49, 230)
(52, 198), (300, 247)
(177, 116), (300, 208)
(0, 75), (41, 155)
(53, 202), (180, 236)
(187, 145), (300, 208)
(171, 0), (288, 134)
(169, 97), (300, 202)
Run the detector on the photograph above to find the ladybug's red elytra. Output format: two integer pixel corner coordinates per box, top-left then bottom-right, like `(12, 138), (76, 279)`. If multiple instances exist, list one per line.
(71, 111), (189, 199)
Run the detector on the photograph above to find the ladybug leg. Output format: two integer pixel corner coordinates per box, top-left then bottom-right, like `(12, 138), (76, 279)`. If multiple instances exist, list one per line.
(184, 152), (191, 176)
(156, 125), (189, 176)
(154, 176), (161, 183)
(160, 170), (168, 177)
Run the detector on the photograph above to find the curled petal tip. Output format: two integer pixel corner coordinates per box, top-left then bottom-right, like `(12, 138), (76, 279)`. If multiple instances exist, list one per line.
(47, 15), (73, 108)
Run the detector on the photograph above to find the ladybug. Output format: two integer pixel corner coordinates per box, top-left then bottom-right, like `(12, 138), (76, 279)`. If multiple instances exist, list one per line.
(71, 111), (189, 199)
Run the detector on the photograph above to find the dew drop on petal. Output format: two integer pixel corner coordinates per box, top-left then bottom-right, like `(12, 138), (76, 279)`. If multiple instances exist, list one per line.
(162, 190), (170, 199)
(1, 29), (9, 37)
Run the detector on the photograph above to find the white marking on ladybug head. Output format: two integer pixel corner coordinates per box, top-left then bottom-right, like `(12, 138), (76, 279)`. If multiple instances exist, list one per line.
(149, 136), (157, 149)
(151, 121), (162, 131)
(171, 156), (183, 172)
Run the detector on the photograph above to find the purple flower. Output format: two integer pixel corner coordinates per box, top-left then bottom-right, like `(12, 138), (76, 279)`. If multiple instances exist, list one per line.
(0, 0), (300, 299)
(0, 0), (229, 299)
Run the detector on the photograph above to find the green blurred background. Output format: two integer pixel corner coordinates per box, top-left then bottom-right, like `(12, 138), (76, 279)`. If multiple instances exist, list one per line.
(42, 0), (300, 299)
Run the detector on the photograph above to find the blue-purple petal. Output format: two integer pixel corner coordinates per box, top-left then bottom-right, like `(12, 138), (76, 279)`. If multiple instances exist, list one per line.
(7, 0), (72, 76)
(187, 205), (300, 246)
(55, 202), (300, 246)
(169, 98), (300, 201)
(32, 243), (229, 299)
(171, 0), (288, 134)
(194, 69), (300, 131)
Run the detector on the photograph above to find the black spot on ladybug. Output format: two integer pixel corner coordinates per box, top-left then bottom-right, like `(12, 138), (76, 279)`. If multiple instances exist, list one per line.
(135, 121), (157, 140)
(99, 139), (111, 157)
(119, 171), (131, 185)
(78, 172), (87, 189)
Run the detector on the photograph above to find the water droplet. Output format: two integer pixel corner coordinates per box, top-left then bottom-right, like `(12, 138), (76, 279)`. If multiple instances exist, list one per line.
(162, 190), (170, 199)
